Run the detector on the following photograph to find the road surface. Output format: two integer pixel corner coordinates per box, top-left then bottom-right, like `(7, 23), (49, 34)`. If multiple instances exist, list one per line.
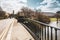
(0, 18), (34, 40)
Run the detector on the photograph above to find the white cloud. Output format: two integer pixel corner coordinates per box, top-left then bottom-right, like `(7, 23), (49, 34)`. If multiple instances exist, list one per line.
(20, 0), (27, 3)
(40, 0), (56, 4)
(37, 0), (60, 13)
(0, 0), (27, 14)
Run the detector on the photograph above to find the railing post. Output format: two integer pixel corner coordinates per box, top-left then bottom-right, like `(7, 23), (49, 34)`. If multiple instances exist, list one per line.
(55, 29), (57, 40)
(39, 24), (41, 40)
(51, 27), (53, 40)
(42, 26), (43, 40)
(40, 24), (44, 40)
(45, 27), (46, 40)
(47, 26), (49, 40)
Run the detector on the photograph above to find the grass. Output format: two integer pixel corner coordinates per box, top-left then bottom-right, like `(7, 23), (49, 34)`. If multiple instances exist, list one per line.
(50, 18), (57, 22)
(50, 18), (60, 22)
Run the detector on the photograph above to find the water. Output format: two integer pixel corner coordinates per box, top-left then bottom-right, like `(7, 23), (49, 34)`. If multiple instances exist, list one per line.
(49, 21), (60, 27)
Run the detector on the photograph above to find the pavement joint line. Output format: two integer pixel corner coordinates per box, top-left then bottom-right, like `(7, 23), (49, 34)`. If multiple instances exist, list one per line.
(0, 19), (14, 40)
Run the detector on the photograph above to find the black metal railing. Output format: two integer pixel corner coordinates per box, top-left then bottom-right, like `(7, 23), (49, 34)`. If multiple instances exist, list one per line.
(21, 23), (39, 40)
(27, 19), (60, 40)
(18, 18), (60, 40)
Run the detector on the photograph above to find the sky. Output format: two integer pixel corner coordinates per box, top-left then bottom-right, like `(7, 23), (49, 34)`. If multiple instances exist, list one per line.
(0, 0), (60, 14)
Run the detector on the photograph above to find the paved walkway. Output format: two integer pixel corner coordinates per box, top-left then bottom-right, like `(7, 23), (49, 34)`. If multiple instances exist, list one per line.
(0, 18), (34, 40)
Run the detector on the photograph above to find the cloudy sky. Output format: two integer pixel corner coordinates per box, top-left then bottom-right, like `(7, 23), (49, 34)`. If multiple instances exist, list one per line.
(0, 0), (60, 13)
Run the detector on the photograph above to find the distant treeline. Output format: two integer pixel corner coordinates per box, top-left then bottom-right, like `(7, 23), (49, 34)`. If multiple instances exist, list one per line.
(0, 7), (60, 24)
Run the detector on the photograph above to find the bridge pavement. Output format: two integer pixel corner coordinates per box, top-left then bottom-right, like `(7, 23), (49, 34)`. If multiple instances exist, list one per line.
(0, 18), (34, 40)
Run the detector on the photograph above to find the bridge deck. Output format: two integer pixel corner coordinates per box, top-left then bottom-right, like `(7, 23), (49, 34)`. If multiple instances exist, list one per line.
(0, 18), (34, 40)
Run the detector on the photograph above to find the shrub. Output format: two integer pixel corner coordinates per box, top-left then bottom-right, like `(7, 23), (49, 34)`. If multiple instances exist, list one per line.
(37, 14), (50, 24)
